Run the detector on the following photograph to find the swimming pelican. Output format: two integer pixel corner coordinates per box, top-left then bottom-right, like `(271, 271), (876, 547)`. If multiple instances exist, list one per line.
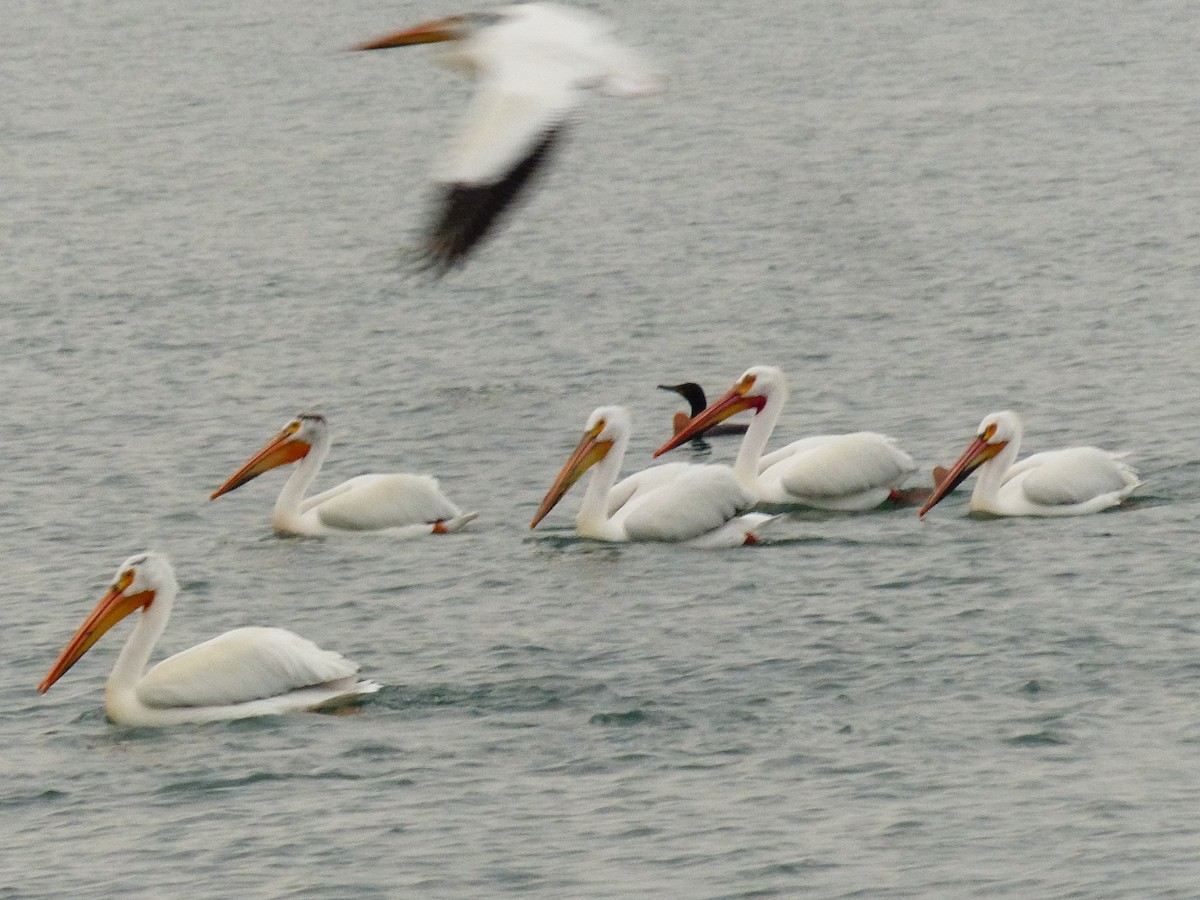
(657, 382), (749, 440)
(918, 410), (1141, 518)
(353, 3), (663, 274)
(211, 413), (476, 537)
(654, 366), (917, 511)
(37, 553), (380, 727)
(530, 406), (777, 546)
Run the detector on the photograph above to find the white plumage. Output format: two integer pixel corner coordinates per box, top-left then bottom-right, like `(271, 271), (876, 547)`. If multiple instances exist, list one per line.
(354, 3), (663, 273)
(656, 366), (916, 511)
(211, 413), (476, 537)
(531, 406), (777, 546)
(38, 553), (380, 727)
(135, 628), (359, 710)
(919, 410), (1141, 517)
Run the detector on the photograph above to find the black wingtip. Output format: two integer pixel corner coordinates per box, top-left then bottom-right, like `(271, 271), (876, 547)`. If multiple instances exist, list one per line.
(417, 126), (566, 274)
(403, 243), (453, 279)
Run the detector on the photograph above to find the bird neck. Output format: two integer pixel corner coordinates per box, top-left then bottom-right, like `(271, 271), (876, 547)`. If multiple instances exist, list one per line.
(272, 431), (331, 530)
(971, 434), (1022, 511)
(575, 432), (628, 540)
(106, 586), (173, 700)
(733, 393), (782, 489)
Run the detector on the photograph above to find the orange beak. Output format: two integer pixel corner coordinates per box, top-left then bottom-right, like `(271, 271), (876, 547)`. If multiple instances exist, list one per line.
(210, 432), (311, 500)
(38, 573), (155, 694)
(918, 435), (1007, 517)
(653, 378), (764, 457)
(352, 17), (464, 51)
(530, 422), (613, 529)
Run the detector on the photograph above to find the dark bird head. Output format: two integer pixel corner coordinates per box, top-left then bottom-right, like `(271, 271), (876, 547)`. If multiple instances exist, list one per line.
(656, 382), (708, 417)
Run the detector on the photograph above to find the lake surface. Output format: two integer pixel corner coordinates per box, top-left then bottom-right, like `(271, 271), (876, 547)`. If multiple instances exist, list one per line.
(3, 0), (1200, 896)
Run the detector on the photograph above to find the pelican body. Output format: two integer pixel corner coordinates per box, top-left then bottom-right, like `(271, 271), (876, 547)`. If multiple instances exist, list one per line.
(655, 366), (916, 511)
(354, 3), (663, 274)
(918, 410), (1141, 518)
(37, 554), (379, 727)
(530, 406), (777, 546)
(211, 414), (476, 537)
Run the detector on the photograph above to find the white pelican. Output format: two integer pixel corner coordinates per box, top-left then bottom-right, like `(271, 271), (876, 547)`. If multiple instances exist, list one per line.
(353, 3), (664, 274)
(211, 413), (477, 537)
(658, 382), (750, 440)
(654, 366), (917, 511)
(37, 553), (380, 727)
(530, 406), (778, 546)
(918, 410), (1141, 518)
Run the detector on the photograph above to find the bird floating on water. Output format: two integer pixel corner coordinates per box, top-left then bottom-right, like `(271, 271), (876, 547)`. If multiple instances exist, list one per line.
(37, 553), (380, 727)
(655, 366), (917, 511)
(353, 2), (664, 274)
(211, 413), (477, 537)
(918, 409), (1141, 518)
(531, 405), (778, 546)
(657, 382), (750, 440)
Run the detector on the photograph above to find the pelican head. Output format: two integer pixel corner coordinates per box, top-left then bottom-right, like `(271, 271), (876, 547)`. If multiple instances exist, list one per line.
(654, 366), (782, 457)
(211, 413), (327, 500)
(38, 553), (176, 694)
(530, 406), (629, 529)
(918, 410), (1020, 517)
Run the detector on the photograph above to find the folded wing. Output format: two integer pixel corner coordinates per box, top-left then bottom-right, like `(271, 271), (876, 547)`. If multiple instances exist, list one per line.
(137, 627), (360, 709)
(619, 465), (756, 542)
(774, 433), (915, 499)
(1015, 448), (1139, 507)
(311, 473), (463, 530)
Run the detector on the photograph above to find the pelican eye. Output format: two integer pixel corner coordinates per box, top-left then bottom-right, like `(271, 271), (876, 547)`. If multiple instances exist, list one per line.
(739, 375), (757, 393)
(981, 423), (998, 442)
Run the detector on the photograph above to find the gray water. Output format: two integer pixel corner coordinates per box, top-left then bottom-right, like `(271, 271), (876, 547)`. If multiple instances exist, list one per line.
(4, 0), (1200, 896)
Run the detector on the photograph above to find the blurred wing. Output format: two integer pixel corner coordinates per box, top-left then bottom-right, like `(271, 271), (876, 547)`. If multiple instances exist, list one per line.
(523, 3), (664, 97)
(1016, 448), (1137, 506)
(423, 56), (580, 272)
(621, 465), (754, 542)
(313, 474), (462, 531)
(137, 627), (359, 709)
(590, 38), (665, 97)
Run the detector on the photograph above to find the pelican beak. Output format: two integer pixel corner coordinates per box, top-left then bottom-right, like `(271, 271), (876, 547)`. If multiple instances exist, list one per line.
(530, 422), (613, 528)
(38, 571), (155, 694)
(653, 376), (765, 457)
(918, 435), (1007, 517)
(352, 17), (465, 51)
(210, 430), (311, 500)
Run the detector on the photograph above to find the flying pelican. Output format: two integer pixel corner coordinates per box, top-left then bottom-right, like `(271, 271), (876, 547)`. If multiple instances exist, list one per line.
(353, 3), (664, 274)
(654, 366), (917, 511)
(211, 413), (477, 537)
(918, 410), (1141, 518)
(530, 406), (778, 546)
(37, 553), (380, 727)
(657, 382), (749, 440)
